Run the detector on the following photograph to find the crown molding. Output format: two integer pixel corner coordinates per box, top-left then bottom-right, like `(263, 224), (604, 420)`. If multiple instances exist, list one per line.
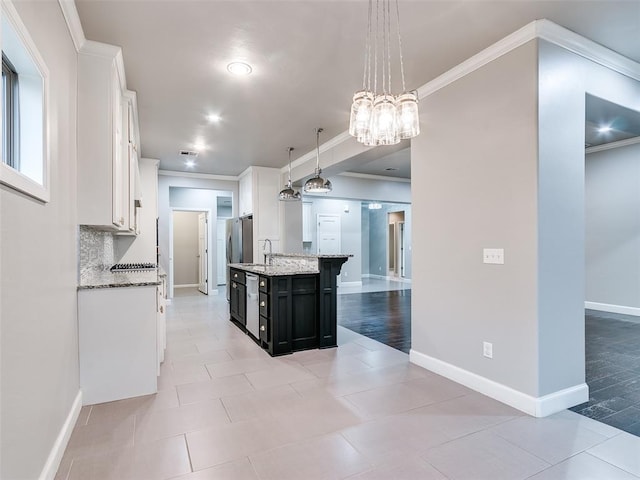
(338, 172), (411, 184)
(287, 130), (354, 172)
(158, 169), (239, 182)
(585, 136), (640, 154)
(418, 19), (640, 102)
(58, 0), (86, 52)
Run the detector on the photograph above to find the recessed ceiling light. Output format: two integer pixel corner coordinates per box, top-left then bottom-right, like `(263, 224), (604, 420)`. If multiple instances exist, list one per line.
(598, 125), (612, 133)
(207, 113), (221, 123)
(185, 160), (195, 168)
(227, 61), (252, 76)
(193, 139), (207, 151)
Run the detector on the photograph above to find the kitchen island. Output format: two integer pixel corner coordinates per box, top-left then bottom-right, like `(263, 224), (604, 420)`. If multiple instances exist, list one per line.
(228, 254), (350, 356)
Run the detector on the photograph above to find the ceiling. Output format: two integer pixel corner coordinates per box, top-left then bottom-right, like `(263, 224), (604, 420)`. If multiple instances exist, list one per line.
(74, 1), (640, 178)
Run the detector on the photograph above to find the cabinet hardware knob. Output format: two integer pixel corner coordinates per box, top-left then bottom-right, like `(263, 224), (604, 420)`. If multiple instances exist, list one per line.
(159, 306), (164, 314)
(234, 273), (238, 278)
(120, 217), (125, 225)
(232, 283), (237, 288)
(259, 281), (265, 287)
(260, 301), (265, 307)
(260, 325), (265, 331)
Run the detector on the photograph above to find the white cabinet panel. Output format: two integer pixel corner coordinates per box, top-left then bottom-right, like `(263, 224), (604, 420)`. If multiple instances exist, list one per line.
(78, 286), (157, 405)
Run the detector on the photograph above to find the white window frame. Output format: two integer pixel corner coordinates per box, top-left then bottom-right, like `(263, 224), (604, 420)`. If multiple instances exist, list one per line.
(0, 0), (50, 203)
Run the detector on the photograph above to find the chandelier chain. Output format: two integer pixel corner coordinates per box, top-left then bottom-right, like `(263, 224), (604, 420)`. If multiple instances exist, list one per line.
(386, 0), (392, 96)
(395, 0), (407, 93)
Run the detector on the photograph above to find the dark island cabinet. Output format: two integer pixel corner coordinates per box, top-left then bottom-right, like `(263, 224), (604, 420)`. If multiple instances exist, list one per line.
(258, 274), (318, 356)
(229, 269), (246, 326)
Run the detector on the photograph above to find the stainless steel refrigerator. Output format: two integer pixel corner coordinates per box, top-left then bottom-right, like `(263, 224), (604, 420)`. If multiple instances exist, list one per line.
(225, 216), (253, 300)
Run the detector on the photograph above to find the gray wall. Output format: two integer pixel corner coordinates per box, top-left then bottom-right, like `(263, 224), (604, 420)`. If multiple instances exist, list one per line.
(0, 3), (80, 478)
(361, 203), (370, 275)
(412, 41), (540, 396)
(306, 174), (410, 203)
(173, 211), (200, 285)
(412, 37), (640, 403)
(585, 142), (640, 310)
(537, 40), (640, 395)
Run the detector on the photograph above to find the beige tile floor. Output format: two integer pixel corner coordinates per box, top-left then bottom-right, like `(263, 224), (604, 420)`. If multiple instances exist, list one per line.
(56, 288), (640, 480)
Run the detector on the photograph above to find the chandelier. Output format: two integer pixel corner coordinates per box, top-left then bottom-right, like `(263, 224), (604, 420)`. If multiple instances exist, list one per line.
(349, 0), (419, 146)
(303, 128), (332, 194)
(278, 147), (301, 201)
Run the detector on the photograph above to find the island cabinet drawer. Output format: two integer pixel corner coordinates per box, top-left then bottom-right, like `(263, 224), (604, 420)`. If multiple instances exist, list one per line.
(259, 292), (269, 317)
(258, 276), (269, 293)
(259, 315), (269, 344)
(231, 269), (245, 284)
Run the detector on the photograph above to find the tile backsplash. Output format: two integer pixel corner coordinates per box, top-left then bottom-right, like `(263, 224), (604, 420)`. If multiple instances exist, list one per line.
(79, 225), (115, 276)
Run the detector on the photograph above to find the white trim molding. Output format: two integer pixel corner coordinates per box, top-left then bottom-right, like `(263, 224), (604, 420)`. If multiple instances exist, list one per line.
(586, 136), (640, 155)
(409, 350), (588, 417)
(338, 172), (411, 184)
(585, 302), (640, 317)
(338, 281), (363, 287)
(158, 169), (238, 182)
(39, 391), (82, 480)
(58, 0), (86, 52)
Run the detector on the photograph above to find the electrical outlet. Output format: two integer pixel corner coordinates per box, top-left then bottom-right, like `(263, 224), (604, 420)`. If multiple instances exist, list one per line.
(483, 248), (504, 264)
(483, 341), (493, 359)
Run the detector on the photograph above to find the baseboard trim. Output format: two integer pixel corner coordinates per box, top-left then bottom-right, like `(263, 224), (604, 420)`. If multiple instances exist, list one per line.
(363, 274), (412, 283)
(585, 301), (640, 317)
(339, 281), (363, 287)
(409, 350), (588, 417)
(174, 284), (199, 288)
(39, 390), (82, 480)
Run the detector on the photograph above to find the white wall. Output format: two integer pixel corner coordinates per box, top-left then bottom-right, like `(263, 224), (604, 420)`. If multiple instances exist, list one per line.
(158, 173), (236, 296)
(585, 142), (640, 311)
(0, 2), (80, 478)
(172, 211), (200, 286)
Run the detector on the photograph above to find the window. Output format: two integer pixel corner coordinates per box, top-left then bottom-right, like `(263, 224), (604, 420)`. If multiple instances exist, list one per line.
(0, 0), (49, 202)
(2, 52), (19, 170)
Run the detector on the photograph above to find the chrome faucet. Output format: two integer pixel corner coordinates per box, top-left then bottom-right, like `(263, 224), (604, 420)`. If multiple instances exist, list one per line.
(263, 238), (273, 265)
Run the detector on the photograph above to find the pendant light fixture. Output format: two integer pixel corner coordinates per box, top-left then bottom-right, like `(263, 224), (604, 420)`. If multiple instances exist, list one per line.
(349, 0), (420, 146)
(278, 147), (301, 201)
(303, 128), (332, 194)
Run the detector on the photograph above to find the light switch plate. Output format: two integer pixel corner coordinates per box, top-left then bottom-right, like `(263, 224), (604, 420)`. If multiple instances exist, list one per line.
(483, 341), (493, 358)
(483, 248), (504, 264)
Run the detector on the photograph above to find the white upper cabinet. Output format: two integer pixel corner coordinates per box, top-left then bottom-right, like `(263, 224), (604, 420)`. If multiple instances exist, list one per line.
(238, 171), (253, 217)
(77, 41), (139, 233)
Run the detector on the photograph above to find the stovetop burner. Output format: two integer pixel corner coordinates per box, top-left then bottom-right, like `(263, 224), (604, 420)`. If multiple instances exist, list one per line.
(110, 263), (157, 272)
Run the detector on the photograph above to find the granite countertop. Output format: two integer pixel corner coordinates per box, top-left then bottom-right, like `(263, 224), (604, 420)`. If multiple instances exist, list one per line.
(79, 269), (161, 289)
(228, 263), (319, 276)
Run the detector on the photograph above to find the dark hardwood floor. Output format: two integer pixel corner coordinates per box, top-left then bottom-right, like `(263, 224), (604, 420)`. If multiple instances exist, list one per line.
(338, 292), (640, 436)
(570, 310), (640, 436)
(337, 290), (411, 353)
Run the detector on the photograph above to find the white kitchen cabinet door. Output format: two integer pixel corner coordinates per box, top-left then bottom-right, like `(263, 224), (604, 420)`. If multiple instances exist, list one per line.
(78, 286), (157, 405)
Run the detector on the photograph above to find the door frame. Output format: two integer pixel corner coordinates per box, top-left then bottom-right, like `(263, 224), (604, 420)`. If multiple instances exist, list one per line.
(169, 207), (215, 299)
(197, 212), (208, 295)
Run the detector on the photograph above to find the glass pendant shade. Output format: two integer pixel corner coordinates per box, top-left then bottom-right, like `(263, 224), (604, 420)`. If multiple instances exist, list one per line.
(396, 91), (420, 139)
(349, 90), (374, 142)
(371, 94), (400, 146)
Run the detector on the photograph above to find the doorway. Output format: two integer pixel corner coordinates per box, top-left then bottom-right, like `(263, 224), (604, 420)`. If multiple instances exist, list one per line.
(170, 208), (212, 296)
(387, 211), (406, 279)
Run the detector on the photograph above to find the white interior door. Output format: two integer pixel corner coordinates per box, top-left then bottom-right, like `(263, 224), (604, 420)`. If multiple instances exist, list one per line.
(198, 212), (208, 294)
(216, 219), (226, 285)
(317, 214), (341, 255)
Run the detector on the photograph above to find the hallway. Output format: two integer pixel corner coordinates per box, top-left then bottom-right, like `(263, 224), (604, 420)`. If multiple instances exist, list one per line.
(55, 290), (640, 479)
